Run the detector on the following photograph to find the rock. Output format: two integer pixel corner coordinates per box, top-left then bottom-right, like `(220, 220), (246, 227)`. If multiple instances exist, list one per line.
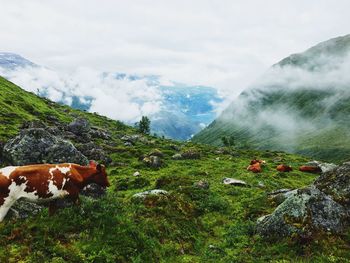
(67, 118), (91, 135)
(8, 200), (44, 219)
(149, 149), (164, 157)
(314, 162), (350, 205)
(257, 181), (265, 188)
(181, 149), (201, 159)
(172, 153), (183, 160)
(121, 134), (141, 144)
(268, 189), (298, 205)
(81, 183), (106, 198)
(194, 180), (209, 189)
(3, 128), (88, 165)
(257, 162), (350, 239)
(132, 189), (169, 199)
(143, 156), (162, 168)
(133, 171), (141, 177)
(89, 127), (111, 140)
(124, 142), (133, 147)
(257, 186), (349, 238)
(76, 142), (112, 165)
(222, 178), (248, 186)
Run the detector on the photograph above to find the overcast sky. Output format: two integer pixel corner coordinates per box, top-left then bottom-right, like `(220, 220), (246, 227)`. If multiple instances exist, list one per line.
(1, 0), (350, 98)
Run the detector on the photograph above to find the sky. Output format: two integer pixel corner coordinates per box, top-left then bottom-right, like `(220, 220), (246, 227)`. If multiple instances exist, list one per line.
(1, 0), (350, 116)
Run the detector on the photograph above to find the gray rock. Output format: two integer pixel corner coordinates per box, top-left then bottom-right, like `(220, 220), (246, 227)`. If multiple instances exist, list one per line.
(133, 171), (141, 177)
(143, 156), (162, 168)
(133, 189), (169, 199)
(67, 118), (91, 135)
(121, 134), (141, 144)
(314, 162), (350, 205)
(222, 178), (248, 186)
(181, 149), (201, 159)
(257, 186), (349, 238)
(172, 153), (183, 160)
(3, 128), (88, 165)
(257, 162), (350, 239)
(89, 127), (111, 140)
(9, 200), (44, 219)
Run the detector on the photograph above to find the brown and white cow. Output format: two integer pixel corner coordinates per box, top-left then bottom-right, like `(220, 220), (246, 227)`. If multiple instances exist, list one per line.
(247, 159), (265, 173)
(0, 160), (109, 221)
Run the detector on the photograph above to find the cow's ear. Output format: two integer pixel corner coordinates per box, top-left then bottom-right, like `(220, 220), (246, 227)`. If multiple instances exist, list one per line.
(89, 160), (97, 168)
(96, 164), (102, 172)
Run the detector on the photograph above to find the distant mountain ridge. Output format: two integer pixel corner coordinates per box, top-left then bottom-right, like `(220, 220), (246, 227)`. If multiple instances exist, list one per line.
(193, 34), (350, 163)
(0, 53), (222, 140)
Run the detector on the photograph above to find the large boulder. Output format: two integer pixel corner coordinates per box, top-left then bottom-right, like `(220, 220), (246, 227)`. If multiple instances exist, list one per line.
(3, 128), (88, 165)
(257, 162), (350, 239)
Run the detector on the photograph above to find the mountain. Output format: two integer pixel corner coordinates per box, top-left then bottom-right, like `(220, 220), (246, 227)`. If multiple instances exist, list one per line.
(193, 35), (350, 163)
(0, 53), (222, 140)
(0, 75), (348, 262)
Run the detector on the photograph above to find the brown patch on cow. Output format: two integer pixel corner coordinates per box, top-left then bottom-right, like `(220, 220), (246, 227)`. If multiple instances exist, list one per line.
(0, 174), (11, 205)
(277, 164), (293, 172)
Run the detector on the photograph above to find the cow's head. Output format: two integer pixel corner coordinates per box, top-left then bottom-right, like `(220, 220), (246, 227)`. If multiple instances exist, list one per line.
(89, 160), (110, 188)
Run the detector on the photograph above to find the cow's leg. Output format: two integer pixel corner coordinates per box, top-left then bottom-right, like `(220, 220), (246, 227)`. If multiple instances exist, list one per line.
(0, 196), (16, 222)
(48, 200), (58, 216)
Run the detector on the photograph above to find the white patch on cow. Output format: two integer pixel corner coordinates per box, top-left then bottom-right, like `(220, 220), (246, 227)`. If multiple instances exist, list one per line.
(47, 180), (69, 198)
(57, 166), (70, 175)
(49, 165), (71, 177)
(0, 166), (18, 178)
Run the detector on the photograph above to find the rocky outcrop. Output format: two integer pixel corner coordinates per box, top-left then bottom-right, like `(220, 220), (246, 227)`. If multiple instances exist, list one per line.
(3, 128), (88, 165)
(257, 162), (350, 239)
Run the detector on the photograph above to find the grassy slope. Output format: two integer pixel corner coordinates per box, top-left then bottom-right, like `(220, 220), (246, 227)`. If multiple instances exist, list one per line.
(0, 77), (349, 262)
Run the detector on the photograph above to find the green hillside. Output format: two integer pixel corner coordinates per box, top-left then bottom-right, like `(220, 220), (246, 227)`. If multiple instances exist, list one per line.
(193, 35), (350, 163)
(0, 76), (349, 262)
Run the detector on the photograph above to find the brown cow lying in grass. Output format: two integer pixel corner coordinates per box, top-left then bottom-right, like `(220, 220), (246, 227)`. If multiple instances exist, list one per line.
(277, 164), (293, 172)
(299, 165), (322, 174)
(0, 160), (109, 222)
(247, 159), (265, 173)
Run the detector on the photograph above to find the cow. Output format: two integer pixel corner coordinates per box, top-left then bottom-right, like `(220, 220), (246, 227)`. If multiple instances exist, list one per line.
(0, 160), (109, 222)
(277, 164), (293, 172)
(299, 165), (322, 174)
(247, 159), (265, 173)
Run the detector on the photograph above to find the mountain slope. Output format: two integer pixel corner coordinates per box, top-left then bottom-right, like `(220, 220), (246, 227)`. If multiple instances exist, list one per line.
(193, 35), (350, 163)
(1, 76), (349, 262)
(0, 54), (222, 140)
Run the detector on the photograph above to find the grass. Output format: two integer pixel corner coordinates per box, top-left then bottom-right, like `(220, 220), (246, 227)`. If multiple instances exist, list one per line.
(0, 76), (349, 262)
